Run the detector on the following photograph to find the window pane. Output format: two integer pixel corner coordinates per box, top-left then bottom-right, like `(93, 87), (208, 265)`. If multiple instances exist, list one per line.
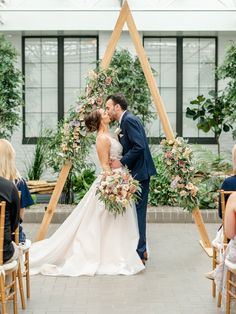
(25, 64), (41, 88)
(64, 88), (80, 113)
(64, 63), (81, 88)
(146, 115), (160, 138)
(160, 63), (176, 88)
(160, 38), (176, 63)
(24, 37), (58, 138)
(24, 36), (98, 139)
(42, 88), (57, 112)
(182, 88), (199, 111)
(64, 38), (97, 63)
(25, 88), (41, 113)
(42, 39), (58, 63)
(144, 38), (177, 136)
(183, 64), (199, 88)
(199, 63), (215, 88)
(200, 39), (215, 63)
(64, 38), (97, 114)
(42, 64), (57, 88)
(25, 38), (41, 63)
(25, 113), (42, 137)
(183, 39), (198, 63)
(182, 115), (198, 137)
(143, 38), (160, 63)
(183, 38), (216, 138)
(160, 88), (176, 112)
(41, 113), (58, 130)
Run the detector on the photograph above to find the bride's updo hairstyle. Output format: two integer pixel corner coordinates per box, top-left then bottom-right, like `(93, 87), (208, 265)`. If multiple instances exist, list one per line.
(84, 109), (102, 132)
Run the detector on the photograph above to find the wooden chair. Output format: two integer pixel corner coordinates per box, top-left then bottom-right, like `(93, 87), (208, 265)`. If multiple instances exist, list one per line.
(14, 227), (31, 301)
(0, 201), (18, 314)
(212, 190), (233, 307)
(13, 226), (26, 309)
(226, 266), (236, 314)
(16, 190), (31, 300)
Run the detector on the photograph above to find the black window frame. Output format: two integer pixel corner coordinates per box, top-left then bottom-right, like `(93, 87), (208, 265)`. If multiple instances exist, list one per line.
(22, 35), (99, 144)
(143, 36), (218, 144)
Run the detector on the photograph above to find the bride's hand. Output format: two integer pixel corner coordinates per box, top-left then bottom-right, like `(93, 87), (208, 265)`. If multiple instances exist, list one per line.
(110, 159), (122, 169)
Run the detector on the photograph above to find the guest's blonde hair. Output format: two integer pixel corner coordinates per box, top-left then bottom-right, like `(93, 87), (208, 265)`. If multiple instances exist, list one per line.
(232, 144), (236, 175)
(0, 139), (21, 181)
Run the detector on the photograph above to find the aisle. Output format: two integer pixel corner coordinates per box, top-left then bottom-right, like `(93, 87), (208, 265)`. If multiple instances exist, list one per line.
(15, 223), (222, 314)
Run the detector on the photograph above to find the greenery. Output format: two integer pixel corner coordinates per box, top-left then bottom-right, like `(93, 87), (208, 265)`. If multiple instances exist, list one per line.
(148, 144), (229, 210)
(73, 167), (96, 203)
(160, 138), (199, 212)
(217, 44), (236, 139)
(46, 67), (116, 173)
(186, 43), (236, 156)
(149, 154), (178, 206)
(186, 91), (234, 157)
(108, 49), (155, 126)
(197, 176), (223, 209)
(0, 34), (23, 139)
(26, 131), (50, 180)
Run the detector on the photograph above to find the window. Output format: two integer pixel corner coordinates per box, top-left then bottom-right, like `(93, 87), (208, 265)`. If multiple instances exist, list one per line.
(23, 36), (98, 143)
(144, 37), (217, 143)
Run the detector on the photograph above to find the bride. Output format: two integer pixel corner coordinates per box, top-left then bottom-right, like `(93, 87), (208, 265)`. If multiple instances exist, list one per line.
(29, 108), (145, 276)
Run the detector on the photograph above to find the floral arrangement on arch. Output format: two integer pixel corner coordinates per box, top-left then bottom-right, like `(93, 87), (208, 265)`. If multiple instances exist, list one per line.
(48, 67), (117, 170)
(160, 137), (199, 212)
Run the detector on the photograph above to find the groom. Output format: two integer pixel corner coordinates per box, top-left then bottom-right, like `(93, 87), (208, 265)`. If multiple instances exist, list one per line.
(105, 94), (157, 264)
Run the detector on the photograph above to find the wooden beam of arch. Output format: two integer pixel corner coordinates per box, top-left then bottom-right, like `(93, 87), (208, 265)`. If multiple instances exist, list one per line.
(36, 0), (211, 252)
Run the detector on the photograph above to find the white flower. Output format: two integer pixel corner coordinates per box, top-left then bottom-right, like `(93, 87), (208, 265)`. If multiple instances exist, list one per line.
(114, 127), (122, 136)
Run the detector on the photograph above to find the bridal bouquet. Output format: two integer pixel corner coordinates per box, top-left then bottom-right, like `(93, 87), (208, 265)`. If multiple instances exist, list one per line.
(96, 168), (140, 216)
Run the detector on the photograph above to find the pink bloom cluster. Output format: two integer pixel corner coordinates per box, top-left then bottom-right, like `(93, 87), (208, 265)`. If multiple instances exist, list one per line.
(58, 68), (116, 162)
(160, 137), (199, 211)
(96, 168), (140, 216)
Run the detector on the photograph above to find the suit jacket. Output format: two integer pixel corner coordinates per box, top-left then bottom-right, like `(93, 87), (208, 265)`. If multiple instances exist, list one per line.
(119, 111), (157, 182)
(218, 175), (236, 219)
(0, 176), (20, 262)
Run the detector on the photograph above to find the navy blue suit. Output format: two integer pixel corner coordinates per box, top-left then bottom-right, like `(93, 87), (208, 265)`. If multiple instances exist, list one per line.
(119, 111), (157, 259)
(218, 175), (236, 219)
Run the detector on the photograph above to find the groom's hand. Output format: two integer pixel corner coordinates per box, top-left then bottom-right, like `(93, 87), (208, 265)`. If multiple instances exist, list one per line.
(110, 159), (122, 169)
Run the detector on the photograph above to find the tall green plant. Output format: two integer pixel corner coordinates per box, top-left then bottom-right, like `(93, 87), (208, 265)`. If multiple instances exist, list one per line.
(186, 91), (234, 157)
(109, 49), (155, 126)
(217, 44), (236, 139)
(186, 43), (236, 155)
(26, 132), (50, 180)
(0, 34), (23, 139)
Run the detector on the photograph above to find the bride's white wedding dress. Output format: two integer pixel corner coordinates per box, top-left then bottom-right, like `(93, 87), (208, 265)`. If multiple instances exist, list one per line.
(30, 136), (145, 276)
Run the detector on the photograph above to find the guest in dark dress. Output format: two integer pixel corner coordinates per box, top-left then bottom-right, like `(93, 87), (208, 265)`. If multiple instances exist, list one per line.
(0, 176), (20, 263)
(0, 139), (34, 243)
(218, 144), (236, 219)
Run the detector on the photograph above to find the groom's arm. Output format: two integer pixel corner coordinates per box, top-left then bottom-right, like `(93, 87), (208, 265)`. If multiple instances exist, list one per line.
(120, 117), (145, 169)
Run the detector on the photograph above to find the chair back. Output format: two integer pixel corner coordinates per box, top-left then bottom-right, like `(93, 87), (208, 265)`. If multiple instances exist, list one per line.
(0, 202), (6, 266)
(220, 190), (235, 245)
(14, 191), (21, 245)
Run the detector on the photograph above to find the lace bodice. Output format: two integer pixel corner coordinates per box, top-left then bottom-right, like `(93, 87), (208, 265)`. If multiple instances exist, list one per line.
(109, 137), (123, 160)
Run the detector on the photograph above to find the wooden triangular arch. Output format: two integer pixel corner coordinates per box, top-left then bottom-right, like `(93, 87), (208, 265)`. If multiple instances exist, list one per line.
(36, 0), (212, 256)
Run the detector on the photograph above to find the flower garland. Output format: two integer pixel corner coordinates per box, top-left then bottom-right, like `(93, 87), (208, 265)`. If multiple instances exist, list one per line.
(160, 137), (199, 212)
(48, 67), (117, 170)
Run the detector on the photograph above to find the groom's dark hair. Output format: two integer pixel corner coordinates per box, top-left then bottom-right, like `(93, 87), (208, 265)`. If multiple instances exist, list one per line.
(106, 94), (128, 111)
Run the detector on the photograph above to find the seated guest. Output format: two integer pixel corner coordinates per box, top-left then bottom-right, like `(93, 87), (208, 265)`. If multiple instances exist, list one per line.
(0, 176), (20, 263)
(218, 144), (236, 219)
(210, 193), (236, 307)
(0, 139), (34, 243)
